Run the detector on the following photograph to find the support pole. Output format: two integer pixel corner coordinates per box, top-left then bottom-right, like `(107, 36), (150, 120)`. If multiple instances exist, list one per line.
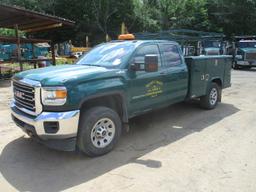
(31, 43), (36, 69)
(86, 35), (89, 47)
(51, 42), (56, 65)
(15, 24), (23, 71)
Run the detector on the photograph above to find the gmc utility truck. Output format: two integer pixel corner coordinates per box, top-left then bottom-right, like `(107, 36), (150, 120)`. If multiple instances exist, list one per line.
(11, 36), (232, 156)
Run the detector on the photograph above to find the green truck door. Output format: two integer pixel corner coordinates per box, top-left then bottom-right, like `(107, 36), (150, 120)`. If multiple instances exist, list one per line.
(159, 44), (189, 103)
(127, 44), (167, 115)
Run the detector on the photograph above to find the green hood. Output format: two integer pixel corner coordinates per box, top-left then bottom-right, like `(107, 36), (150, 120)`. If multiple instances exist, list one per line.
(205, 47), (220, 51)
(204, 47), (220, 54)
(14, 64), (119, 86)
(239, 48), (256, 53)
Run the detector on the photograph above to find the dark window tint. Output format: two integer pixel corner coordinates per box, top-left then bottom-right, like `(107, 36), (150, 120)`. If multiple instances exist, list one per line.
(134, 44), (161, 67)
(160, 44), (182, 67)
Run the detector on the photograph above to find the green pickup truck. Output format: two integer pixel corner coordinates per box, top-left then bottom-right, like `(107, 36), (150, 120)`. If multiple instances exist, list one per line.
(11, 39), (232, 156)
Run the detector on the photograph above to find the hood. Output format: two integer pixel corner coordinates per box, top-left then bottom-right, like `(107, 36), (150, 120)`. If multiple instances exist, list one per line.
(204, 47), (220, 55)
(14, 64), (119, 86)
(239, 48), (256, 53)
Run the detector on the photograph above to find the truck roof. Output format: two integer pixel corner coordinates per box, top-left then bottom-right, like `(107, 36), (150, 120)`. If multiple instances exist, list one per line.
(109, 40), (179, 46)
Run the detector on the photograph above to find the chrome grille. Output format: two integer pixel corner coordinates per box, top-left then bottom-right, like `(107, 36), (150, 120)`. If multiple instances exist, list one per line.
(13, 81), (36, 112)
(245, 52), (256, 60)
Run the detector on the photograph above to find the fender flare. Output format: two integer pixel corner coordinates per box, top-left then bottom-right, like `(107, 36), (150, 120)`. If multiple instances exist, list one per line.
(79, 91), (129, 123)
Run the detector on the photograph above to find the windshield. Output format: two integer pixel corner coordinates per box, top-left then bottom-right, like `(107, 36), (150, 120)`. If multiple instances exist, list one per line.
(238, 41), (256, 48)
(203, 41), (221, 48)
(76, 42), (136, 67)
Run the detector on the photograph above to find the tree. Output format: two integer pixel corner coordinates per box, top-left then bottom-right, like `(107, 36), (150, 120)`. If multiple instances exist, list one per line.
(131, 0), (160, 32)
(207, 0), (256, 36)
(2, 0), (256, 44)
(91, 0), (117, 35)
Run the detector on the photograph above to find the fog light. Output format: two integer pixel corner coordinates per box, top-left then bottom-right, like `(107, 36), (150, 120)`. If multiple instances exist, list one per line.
(44, 122), (59, 133)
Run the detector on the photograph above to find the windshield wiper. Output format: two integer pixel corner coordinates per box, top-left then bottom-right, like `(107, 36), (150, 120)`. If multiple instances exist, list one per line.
(78, 64), (102, 67)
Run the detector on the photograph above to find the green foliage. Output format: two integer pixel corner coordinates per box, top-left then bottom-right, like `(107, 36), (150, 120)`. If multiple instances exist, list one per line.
(177, 0), (210, 30)
(207, 0), (256, 36)
(132, 0), (161, 32)
(1, 0), (256, 44)
(0, 28), (25, 37)
(131, 0), (212, 32)
(0, 28), (15, 36)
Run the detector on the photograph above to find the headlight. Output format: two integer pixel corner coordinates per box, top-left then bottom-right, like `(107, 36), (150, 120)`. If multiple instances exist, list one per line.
(41, 87), (67, 106)
(236, 55), (243, 59)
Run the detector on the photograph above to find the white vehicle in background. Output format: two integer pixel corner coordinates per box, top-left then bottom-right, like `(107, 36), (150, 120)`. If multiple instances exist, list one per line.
(73, 51), (83, 58)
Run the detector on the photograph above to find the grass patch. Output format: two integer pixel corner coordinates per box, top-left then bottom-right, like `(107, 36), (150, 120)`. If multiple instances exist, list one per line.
(0, 58), (76, 79)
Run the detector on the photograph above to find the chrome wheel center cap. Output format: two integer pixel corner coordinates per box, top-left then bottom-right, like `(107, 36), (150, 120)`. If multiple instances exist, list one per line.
(96, 126), (107, 138)
(91, 118), (116, 148)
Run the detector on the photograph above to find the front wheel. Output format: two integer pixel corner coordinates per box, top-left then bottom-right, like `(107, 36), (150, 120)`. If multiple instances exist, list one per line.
(200, 83), (221, 110)
(77, 106), (122, 157)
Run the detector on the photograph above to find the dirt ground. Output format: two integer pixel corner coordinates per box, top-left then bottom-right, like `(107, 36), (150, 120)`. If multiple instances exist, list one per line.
(0, 69), (256, 192)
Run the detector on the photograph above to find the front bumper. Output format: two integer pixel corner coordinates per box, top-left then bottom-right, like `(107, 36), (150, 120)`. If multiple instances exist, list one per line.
(237, 60), (256, 66)
(11, 101), (80, 151)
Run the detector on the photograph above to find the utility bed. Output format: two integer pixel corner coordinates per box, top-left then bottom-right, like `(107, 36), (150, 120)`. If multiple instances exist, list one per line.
(185, 55), (232, 99)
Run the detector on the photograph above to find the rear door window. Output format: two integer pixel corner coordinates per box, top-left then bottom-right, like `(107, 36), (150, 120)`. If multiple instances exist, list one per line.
(160, 44), (182, 67)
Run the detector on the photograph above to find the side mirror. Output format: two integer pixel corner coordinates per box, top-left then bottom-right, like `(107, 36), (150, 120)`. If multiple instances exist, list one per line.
(145, 54), (158, 72)
(130, 57), (142, 71)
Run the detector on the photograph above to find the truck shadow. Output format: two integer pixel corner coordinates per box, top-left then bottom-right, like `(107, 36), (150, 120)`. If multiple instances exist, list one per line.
(0, 102), (239, 192)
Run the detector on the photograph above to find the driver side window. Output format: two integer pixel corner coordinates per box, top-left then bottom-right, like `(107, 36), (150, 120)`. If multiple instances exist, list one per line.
(133, 44), (162, 68)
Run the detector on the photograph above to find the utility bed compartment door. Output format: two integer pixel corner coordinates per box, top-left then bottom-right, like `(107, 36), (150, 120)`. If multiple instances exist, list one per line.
(185, 55), (232, 99)
(185, 57), (207, 98)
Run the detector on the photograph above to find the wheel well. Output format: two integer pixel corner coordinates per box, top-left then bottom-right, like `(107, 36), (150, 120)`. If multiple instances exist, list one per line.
(212, 78), (222, 88)
(80, 94), (127, 122)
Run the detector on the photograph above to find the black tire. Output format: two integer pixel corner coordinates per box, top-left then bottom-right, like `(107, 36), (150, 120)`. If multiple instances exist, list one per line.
(232, 61), (239, 69)
(200, 83), (221, 110)
(77, 106), (122, 157)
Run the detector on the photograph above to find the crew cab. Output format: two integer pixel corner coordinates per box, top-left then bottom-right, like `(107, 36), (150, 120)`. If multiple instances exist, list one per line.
(10, 37), (232, 156)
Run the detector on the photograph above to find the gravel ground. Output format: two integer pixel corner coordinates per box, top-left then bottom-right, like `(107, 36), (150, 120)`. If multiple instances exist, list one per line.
(0, 69), (256, 192)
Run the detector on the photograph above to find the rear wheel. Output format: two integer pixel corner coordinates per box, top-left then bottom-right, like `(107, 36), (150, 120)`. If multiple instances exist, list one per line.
(242, 66), (252, 69)
(232, 61), (239, 69)
(77, 106), (122, 157)
(200, 83), (221, 110)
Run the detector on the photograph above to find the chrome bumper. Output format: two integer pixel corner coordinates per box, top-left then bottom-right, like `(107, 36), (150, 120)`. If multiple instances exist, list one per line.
(237, 60), (256, 66)
(11, 101), (80, 140)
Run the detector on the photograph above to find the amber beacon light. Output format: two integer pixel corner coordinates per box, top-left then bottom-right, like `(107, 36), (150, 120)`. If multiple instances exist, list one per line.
(118, 34), (135, 40)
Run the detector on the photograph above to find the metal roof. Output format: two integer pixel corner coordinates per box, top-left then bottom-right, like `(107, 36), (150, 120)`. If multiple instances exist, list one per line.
(0, 36), (51, 43)
(0, 4), (75, 33)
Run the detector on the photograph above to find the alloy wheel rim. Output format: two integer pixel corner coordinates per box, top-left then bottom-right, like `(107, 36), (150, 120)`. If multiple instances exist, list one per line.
(209, 88), (218, 105)
(90, 118), (115, 148)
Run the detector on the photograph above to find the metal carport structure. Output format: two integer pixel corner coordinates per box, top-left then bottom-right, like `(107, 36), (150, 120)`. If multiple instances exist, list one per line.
(0, 4), (75, 74)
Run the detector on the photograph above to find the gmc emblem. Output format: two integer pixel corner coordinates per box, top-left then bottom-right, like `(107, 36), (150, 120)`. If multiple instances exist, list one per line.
(14, 90), (24, 99)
